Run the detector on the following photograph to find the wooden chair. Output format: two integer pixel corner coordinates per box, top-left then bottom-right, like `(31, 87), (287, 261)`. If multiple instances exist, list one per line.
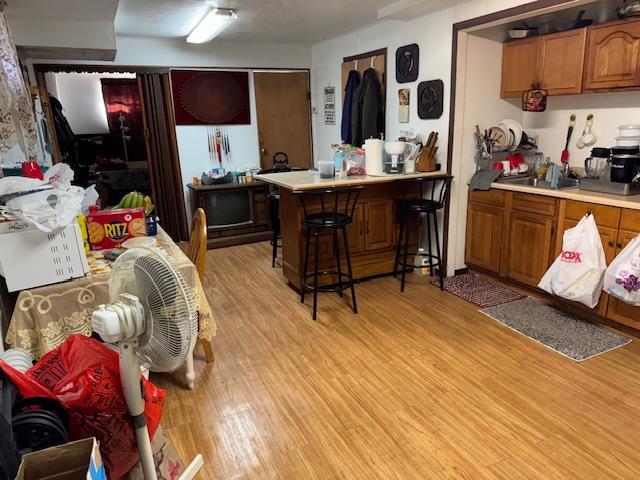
(187, 208), (215, 363)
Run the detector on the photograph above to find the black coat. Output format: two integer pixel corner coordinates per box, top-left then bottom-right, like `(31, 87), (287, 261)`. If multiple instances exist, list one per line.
(350, 68), (384, 147)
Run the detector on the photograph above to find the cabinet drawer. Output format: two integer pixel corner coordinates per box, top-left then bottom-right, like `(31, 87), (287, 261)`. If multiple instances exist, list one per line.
(512, 192), (556, 216)
(619, 208), (640, 232)
(565, 200), (621, 228)
(469, 189), (506, 206)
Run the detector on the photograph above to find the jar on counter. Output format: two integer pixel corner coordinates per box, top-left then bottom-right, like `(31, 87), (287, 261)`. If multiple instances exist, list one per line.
(584, 147), (610, 179)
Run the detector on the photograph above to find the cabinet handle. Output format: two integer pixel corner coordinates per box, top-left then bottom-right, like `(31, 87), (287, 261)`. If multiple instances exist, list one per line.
(608, 241), (615, 248)
(366, 220), (370, 235)
(551, 226), (555, 237)
(618, 243), (623, 249)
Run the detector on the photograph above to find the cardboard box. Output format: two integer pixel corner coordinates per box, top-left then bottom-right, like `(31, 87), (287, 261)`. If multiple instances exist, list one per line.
(124, 427), (183, 480)
(86, 208), (146, 250)
(16, 437), (106, 480)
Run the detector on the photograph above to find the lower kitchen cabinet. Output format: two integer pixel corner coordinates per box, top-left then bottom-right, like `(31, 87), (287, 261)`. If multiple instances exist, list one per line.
(506, 211), (555, 287)
(465, 189), (640, 332)
(364, 199), (395, 251)
(465, 201), (504, 273)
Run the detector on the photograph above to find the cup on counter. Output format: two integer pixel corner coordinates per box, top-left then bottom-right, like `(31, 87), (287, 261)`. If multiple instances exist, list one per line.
(318, 161), (335, 178)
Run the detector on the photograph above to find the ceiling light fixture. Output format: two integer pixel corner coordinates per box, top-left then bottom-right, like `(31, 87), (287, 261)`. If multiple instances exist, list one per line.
(186, 8), (237, 44)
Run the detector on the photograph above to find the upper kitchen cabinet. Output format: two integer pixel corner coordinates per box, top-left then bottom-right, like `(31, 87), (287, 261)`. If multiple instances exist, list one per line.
(501, 37), (540, 98)
(538, 28), (587, 95)
(583, 19), (640, 91)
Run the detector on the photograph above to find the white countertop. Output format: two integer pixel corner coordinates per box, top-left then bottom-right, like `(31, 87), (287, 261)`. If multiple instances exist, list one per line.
(490, 181), (640, 210)
(255, 170), (447, 190)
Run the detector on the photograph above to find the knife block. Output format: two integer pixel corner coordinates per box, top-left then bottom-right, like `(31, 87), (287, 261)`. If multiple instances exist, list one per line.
(416, 146), (438, 172)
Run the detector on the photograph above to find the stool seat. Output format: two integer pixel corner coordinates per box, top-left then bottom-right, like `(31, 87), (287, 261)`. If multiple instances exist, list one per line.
(400, 199), (442, 213)
(302, 212), (352, 228)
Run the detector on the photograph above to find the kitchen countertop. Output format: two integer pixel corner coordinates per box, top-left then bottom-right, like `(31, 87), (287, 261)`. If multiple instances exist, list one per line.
(489, 181), (640, 210)
(255, 170), (447, 190)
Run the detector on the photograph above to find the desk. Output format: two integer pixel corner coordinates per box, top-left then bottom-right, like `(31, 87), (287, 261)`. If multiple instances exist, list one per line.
(5, 227), (216, 363)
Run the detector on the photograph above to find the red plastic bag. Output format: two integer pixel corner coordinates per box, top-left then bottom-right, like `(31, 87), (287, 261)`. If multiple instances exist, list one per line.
(21, 160), (44, 180)
(0, 334), (165, 480)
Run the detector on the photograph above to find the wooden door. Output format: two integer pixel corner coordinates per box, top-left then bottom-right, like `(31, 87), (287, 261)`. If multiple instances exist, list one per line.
(254, 71), (312, 170)
(583, 19), (640, 91)
(465, 202), (504, 273)
(501, 37), (540, 98)
(538, 28), (587, 95)
(346, 205), (365, 255)
(364, 200), (394, 252)
(506, 212), (555, 287)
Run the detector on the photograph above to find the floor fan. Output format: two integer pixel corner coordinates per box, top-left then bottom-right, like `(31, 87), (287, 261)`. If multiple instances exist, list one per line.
(92, 248), (203, 480)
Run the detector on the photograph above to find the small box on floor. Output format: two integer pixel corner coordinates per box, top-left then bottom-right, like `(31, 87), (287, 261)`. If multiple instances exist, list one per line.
(124, 427), (183, 480)
(16, 437), (105, 480)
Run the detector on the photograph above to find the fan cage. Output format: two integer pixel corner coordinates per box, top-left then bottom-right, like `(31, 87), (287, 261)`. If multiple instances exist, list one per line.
(109, 248), (198, 373)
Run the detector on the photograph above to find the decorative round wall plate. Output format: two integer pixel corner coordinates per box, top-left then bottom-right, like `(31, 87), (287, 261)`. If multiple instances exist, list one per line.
(179, 72), (248, 124)
(417, 79), (444, 119)
(396, 43), (419, 83)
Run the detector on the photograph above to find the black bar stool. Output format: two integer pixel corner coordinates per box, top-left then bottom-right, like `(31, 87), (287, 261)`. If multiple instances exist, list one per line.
(268, 189), (281, 268)
(394, 176), (453, 292)
(294, 187), (362, 320)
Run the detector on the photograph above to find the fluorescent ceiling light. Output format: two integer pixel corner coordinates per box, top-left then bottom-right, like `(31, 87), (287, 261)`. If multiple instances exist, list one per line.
(187, 8), (237, 44)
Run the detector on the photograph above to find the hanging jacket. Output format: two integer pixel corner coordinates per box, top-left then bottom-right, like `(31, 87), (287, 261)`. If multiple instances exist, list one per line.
(351, 68), (384, 147)
(341, 70), (360, 144)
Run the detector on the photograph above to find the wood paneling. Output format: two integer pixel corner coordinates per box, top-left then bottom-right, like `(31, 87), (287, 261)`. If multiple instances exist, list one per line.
(538, 28), (587, 95)
(501, 37), (540, 98)
(465, 202), (504, 273)
(155, 241), (640, 479)
(583, 19), (640, 91)
(506, 211), (555, 287)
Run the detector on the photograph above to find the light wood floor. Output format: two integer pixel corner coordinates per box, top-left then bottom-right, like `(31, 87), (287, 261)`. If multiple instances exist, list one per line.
(155, 242), (640, 479)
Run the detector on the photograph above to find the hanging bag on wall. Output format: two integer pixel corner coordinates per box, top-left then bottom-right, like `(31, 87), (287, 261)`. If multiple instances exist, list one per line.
(604, 234), (640, 306)
(538, 213), (607, 308)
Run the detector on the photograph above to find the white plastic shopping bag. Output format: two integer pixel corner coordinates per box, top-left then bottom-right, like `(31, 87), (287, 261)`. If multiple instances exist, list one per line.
(538, 213), (607, 308)
(604, 234), (640, 306)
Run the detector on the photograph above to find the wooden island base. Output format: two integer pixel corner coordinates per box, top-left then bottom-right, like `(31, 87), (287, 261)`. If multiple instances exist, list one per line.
(278, 182), (423, 290)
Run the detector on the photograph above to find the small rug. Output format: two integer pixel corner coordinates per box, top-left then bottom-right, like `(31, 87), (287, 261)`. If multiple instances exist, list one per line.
(481, 298), (631, 362)
(433, 273), (527, 308)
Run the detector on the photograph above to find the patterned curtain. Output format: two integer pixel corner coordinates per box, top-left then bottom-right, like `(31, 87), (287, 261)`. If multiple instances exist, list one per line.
(0, 0), (37, 162)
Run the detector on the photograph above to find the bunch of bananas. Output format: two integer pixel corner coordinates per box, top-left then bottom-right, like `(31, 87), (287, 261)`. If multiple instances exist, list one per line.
(117, 192), (154, 215)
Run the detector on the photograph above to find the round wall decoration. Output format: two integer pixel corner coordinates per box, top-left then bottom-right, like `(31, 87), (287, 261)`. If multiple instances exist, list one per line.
(395, 43), (419, 83)
(179, 72), (247, 124)
(418, 79), (444, 119)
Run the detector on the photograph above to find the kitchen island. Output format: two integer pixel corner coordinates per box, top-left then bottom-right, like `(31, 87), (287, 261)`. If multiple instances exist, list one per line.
(256, 170), (448, 289)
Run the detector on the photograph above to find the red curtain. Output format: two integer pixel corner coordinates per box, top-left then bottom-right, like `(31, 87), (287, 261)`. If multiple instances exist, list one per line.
(100, 78), (146, 162)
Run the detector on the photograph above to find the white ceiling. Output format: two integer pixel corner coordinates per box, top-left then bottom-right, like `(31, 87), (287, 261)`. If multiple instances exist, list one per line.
(115, 0), (395, 44)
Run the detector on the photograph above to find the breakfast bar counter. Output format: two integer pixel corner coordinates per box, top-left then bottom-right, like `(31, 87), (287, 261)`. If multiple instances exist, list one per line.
(256, 170), (449, 289)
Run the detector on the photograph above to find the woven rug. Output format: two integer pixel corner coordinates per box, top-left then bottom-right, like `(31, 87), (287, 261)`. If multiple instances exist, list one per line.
(433, 273), (527, 308)
(481, 298), (631, 362)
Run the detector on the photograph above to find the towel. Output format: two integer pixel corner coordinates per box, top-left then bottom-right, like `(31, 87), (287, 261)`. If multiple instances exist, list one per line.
(470, 170), (500, 191)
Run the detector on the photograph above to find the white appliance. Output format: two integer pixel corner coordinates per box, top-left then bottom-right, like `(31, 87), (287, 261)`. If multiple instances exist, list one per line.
(92, 248), (203, 480)
(0, 221), (88, 292)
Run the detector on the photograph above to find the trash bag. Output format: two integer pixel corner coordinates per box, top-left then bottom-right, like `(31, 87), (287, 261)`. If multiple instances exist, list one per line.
(0, 335), (165, 480)
(539, 213), (607, 308)
(604, 234), (640, 306)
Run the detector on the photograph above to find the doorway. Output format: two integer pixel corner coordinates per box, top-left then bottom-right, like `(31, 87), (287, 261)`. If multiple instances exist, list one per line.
(253, 71), (313, 170)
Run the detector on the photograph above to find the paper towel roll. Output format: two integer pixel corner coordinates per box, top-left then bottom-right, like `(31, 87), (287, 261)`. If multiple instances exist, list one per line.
(365, 139), (384, 176)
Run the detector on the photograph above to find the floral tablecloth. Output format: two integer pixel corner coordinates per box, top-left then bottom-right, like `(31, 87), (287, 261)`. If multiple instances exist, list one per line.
(6, 227), (216, 359)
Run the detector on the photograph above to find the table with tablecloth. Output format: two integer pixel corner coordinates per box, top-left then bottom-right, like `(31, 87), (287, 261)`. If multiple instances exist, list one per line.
(5, 226), (216, 360)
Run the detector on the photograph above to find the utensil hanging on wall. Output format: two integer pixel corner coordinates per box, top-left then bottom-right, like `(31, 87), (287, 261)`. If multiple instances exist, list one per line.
(576, 114), (597, 149)
(561, 114), (576, 164)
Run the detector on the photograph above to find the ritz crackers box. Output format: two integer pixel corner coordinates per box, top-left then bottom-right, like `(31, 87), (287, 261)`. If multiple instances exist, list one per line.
(87, 208), (147, 250)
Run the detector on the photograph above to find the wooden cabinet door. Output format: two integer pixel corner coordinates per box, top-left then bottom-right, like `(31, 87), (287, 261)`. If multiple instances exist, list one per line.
(465, 202), (504, 273)
(583, 20), (640, 91)
(607, 228), (640, 330)
(538, 28), (587, 95)
(346, 205), (365, 255)
(364, 200), (394, 252)
(501, 37), (540, 98)
(506, 212), (555, 287)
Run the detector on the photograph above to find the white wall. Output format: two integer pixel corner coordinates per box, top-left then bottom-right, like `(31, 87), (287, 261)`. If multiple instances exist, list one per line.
(176, 71), (261, 219)
(310, 0), (539, 273)
(522, 92), (640, 168)
(51, 72), (135, 135)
